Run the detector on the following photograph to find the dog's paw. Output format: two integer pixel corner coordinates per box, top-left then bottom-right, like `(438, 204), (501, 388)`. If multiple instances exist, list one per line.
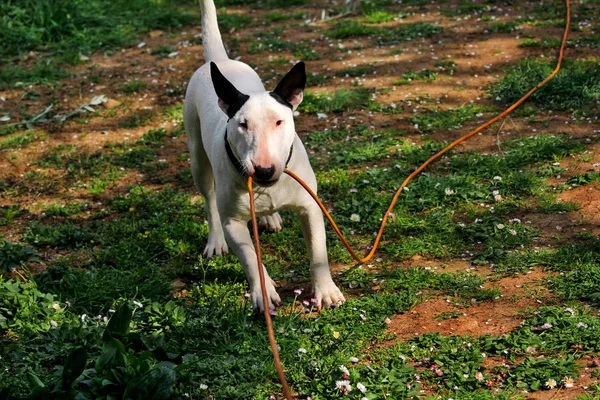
(203, 234), (229, 258)
(251, 278), (281, 313)
(259, 213), (283, 233)
(313, 279), (346, 310)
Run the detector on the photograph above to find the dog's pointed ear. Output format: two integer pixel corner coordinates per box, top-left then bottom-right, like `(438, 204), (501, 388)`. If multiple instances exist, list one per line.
(271, 61), (306, 111)
(210, 62), (249, 118)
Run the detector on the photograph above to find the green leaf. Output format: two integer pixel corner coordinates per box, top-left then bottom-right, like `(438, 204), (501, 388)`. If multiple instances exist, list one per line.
(62, 348), (88, 388)
(96, 337), (126, 370)
(105, 304), (132, 339)
(124, 363), (176, 400)
(26, 373), (45, 390)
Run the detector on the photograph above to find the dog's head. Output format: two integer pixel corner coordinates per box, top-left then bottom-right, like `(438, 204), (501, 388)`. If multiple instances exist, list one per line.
(210, 61), (305, 186)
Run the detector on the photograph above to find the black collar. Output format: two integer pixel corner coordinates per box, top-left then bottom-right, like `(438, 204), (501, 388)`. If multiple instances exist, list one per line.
(224, 128), (294, 177)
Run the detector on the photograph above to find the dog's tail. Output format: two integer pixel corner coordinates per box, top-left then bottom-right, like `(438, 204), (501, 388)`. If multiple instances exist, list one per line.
(199, 0), (228, 61)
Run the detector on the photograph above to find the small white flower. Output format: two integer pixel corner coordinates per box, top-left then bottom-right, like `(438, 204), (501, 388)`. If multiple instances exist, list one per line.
(298, 348), (307, 354)
(339, 365), (350, 375)
(493, 176), (502, 181)
(576, 322), (588, 329)
(546, 378), (557, 389)
(445, 188), (455, 195)
(497, 224), (505, 229)
(562, 377), (575, 388)
(509, 229), (517, 236)
(335, 380), (352, 392)
(349, 357), (359, 363)
(81, 314), (87, 322)
(475, 371), (484, 381)
(50, 320), (58, 328)
(52, 303), (61, 310)
(399, 354), (407, 362)
(133, 300), (143, 308)
(350, 214), (361, 222)
(199, 383), (208, 390)
(357, 382), (367, 393)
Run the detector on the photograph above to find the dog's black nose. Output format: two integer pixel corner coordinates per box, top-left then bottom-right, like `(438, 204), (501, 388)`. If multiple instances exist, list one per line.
(254, 164), (275, 181)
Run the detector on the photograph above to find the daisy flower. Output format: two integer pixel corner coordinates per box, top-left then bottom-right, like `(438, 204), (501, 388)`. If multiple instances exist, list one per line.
(562, 377), (575, 388)
(350, 214), (361, 222)
(335, 380), (352, 393)
(546, 379), (557, 389)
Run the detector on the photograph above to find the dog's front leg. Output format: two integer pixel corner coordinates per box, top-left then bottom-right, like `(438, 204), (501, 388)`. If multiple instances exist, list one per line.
(222, 217), (281, 312)
(299, 205), (346, 309)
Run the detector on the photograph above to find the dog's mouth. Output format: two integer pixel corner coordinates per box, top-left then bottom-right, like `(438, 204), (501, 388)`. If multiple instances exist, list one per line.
(253, 178), (279, 187)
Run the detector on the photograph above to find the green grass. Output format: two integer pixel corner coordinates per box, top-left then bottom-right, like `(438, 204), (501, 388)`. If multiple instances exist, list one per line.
(327, 20), (442, 42)
(410, 104), (492, 132)
(489, 58), (600, 113)
(299, 89), (372, 113)
(489, 20), (521, 33)
(151, 45), (176, 59)
(217, 11), (252, 31)
(395, 69), (438, 85)
(0, 61), (70, 89)
(121, 80), (147, 94)
(0, 0), (196, 62)
(0, 130), (45, 150)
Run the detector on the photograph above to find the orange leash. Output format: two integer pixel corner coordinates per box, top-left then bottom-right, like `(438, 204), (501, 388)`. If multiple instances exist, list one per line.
(248, 178), (294, 400)
(248, 0), (570, 397)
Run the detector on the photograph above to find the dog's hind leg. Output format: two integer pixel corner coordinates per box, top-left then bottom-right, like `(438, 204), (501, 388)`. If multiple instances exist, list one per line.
(185, 105), (229, 258)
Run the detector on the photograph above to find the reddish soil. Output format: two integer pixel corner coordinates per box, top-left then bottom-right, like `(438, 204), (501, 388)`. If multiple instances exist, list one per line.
(387, 268), (555, 340)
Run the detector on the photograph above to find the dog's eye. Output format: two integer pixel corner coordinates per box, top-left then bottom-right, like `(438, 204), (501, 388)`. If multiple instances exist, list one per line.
(276, 120), (283, 126)
(240, 122), (248, 129)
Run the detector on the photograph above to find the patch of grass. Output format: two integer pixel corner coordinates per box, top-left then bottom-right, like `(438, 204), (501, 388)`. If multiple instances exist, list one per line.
(0, 0), (197, 62)
(519, 37), (562, 49)
(335, 63), (376, 78)
(137, 127), (168, 147)
(150, 45), (176, 59)
(118, 109), (154, 128)
(23, 222), (95, 249)
(328, 20), (442, 43)
(363, 10), (396, 24)
(299, 88), (371, 113)
(264, 11), (305, 23)
(441, 3), (490, 17)
(327, 20), (379, 38)
(120, 80), (147, 94)
(0, 240), (39, 272)
(488, 58), (600, 112)
(395, 69), (438, 85)
(489, 20), (521, 33)
(378, 22), (443, 43)
(0, 61), (70, 89)
(0, 130), (45, 150)
(43, 202), (88, 217)
(410, 104), (492, 132)
(566, 171), (600, 188)
(218, 11), (252, 31)
(435, 59), (457, 73)
(0, 206), (20, 227)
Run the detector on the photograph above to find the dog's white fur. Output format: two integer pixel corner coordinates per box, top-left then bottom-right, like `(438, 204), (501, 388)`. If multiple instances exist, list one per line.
(183, 0), (345, 311)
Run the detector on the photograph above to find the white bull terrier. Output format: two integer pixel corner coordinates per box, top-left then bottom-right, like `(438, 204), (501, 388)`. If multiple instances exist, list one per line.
(183, 0), (345, 311)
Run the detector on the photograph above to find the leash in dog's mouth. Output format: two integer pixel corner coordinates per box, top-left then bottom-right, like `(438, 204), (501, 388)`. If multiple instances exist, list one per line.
(224, 128), (294, 186)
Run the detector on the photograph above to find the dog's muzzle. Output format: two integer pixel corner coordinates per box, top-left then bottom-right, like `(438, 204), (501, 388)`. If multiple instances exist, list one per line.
(224, 129), (293, 186)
